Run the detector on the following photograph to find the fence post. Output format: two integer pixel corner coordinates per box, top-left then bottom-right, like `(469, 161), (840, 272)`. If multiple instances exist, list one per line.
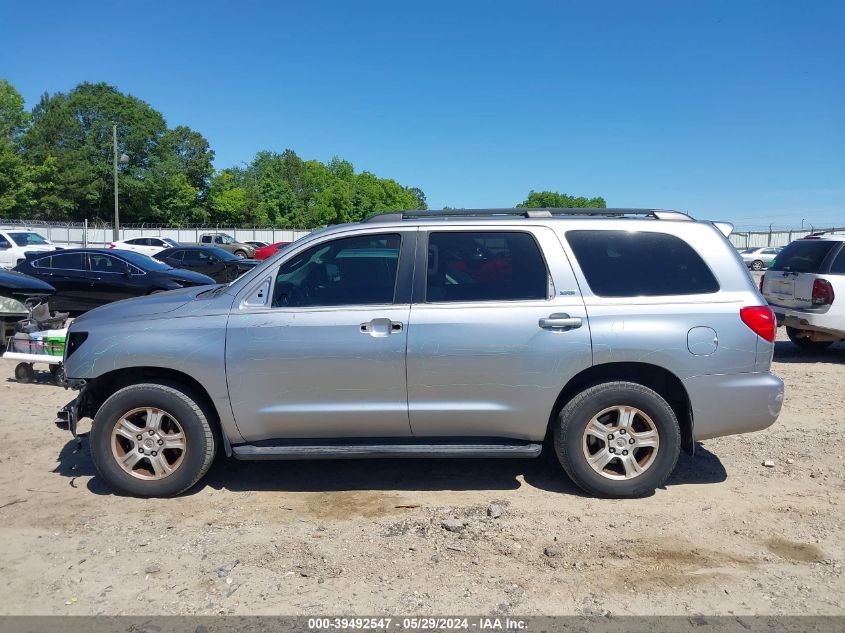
(83, 219), (88, 248)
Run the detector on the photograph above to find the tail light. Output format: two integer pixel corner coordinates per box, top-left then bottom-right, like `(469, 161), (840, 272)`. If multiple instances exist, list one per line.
(812, 279), (835, 305)
(108, 243), (117, 249)
(740, 306), (776, 342)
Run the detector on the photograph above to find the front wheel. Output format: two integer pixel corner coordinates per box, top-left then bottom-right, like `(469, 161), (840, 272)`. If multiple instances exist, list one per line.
(234, 250), (248, 259)
(90, 383), (217, 497)
(786, 326), (834, 351)
(751, 259), (765, 271)
(553, 381), (681, 498)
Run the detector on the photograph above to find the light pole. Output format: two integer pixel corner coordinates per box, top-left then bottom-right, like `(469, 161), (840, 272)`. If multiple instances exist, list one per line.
(112, 124), (129, 241)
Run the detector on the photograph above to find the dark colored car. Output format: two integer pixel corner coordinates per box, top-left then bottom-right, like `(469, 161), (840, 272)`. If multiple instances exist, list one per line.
(153, 246), (259, 283)
(14, 249), (216, 314)
(254, 241), (292, 260)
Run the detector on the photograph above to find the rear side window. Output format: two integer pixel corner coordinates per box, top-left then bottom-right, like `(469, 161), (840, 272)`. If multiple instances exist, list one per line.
(566, 230), (719, 297)
(50, 253), (86, 270)
(770, 240), (838, 273)
(426, 231), (548, 302)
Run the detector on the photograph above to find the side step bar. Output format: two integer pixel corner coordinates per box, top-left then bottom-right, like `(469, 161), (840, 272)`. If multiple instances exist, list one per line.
(232, 442), (543, 460)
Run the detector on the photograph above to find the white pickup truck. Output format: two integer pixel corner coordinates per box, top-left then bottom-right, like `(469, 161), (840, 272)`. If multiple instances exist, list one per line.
(0, 229), (62, 269)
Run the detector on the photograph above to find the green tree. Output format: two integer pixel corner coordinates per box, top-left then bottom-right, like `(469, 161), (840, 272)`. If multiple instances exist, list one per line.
(0, 79), (29, 142)
(516, 190), (606, 209)
(21, 81), (213, 222)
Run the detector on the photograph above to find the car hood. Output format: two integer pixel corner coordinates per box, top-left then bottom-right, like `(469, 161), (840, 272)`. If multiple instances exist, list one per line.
(0, 269), (55, 295)
(71, 284), (221, 325)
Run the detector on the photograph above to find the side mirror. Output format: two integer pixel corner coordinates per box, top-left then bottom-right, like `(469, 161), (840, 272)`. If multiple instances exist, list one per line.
(207, 257), (218, 265)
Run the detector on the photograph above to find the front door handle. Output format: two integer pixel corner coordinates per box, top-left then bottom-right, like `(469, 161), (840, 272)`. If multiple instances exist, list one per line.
(360, 318), (403, 337)
(539, 313), (583, 330)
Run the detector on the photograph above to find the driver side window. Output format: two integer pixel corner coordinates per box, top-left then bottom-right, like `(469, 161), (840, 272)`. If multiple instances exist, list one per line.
(272, 233), (401, 308)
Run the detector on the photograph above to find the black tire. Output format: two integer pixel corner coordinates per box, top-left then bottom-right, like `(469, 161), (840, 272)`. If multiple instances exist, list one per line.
(49, 363), (65, 384)
(553, 381), (681, 498)
(234, 250), (247, 259)
(14, 362), (34, 383)
(786, 326), (834, 350)
(751, 260), (764, 271)
(90, 383), (217, 497)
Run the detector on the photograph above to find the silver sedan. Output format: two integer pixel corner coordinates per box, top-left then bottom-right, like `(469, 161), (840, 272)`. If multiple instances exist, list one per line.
(740, 246), (782, 270)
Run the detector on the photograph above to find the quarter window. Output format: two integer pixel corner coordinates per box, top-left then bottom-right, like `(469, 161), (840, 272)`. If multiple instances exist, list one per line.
(566, 230), (719, 297)
(426, 231), (548, 302)
(272, 234), (401, 307)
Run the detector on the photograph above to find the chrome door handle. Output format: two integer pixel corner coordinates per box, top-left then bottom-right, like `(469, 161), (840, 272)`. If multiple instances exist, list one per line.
(539, 313), (583, 330)
(360, 318), (403, 337)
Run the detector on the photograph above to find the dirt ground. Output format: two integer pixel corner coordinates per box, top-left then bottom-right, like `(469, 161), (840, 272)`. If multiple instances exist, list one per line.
(0, 332), (842, 616)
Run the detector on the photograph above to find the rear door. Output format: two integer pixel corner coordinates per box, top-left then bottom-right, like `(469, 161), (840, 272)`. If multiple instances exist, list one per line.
(226, 229), (416, 442)
(405, 226), (592, 441)
(763, 239), (841, 309)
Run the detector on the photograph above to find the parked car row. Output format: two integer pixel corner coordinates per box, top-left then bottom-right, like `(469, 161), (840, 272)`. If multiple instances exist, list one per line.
(13, 249), (218, 314)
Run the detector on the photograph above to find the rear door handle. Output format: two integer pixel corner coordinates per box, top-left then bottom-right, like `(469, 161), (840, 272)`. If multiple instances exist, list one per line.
(360, 318), (403, 337)
(539, 313), (583, 330)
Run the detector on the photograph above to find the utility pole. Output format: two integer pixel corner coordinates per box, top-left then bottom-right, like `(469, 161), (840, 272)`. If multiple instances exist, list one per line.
(113, 124), (120, 241)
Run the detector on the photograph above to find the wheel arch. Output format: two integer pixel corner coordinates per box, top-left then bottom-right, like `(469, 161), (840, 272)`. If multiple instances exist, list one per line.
(81, 366), (231, 456)
(549, 362), (694, 454)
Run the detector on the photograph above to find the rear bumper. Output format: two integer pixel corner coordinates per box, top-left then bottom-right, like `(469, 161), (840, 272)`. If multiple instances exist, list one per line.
(684, 372), (784, 440)
(771, 308), (845, 338)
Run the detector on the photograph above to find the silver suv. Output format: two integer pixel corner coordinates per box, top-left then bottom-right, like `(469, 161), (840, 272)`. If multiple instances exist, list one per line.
(58, 209), (784, 498)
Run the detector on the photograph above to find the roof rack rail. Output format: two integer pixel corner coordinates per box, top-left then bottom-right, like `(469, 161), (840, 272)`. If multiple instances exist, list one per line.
(361, 208), (693, 223)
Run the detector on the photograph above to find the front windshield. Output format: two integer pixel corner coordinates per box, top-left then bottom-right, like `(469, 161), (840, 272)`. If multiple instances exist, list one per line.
(220, 234), (235, 244)
(115, 250), (173, 271)
(9, 232), (50, 246)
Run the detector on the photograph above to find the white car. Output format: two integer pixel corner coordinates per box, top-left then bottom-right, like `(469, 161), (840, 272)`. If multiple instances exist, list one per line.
(740, 246), (782, 270)
(108, 236), (180, 256)
(0, 230), (62, 269)
(761, 235), (845, 349)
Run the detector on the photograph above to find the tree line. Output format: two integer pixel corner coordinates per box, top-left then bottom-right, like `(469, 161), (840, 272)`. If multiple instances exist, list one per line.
(0, 79), (604, 227)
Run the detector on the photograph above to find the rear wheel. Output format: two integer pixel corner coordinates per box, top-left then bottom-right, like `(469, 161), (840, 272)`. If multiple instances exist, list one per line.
(786, 326), (834, 350)
(553, 381), (680, 498)
(90, 383), (216, 497)
(751, 259), (765, 271)
(14, 362), (34, 383)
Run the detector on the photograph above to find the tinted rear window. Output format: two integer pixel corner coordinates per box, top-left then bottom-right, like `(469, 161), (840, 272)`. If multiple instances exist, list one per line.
(770, 240), (838, 273)
(566, 230), (719, 297)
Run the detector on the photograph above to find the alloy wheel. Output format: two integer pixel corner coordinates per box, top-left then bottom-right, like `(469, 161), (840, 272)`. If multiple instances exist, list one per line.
(582, 405), (660, 480)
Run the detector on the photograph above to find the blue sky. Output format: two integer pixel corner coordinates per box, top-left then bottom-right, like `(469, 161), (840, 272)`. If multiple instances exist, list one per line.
(2, 0), (843, 229)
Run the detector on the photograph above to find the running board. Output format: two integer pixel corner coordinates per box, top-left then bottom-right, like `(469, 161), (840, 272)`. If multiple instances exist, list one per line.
(232, 442), (543, 460)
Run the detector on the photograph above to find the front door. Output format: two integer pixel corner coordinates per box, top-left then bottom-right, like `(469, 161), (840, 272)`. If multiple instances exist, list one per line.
(226, 230), (416, 442)
(406, 227), (593, 442)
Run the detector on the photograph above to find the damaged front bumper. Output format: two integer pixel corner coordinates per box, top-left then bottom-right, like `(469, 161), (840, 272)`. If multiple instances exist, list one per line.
(56, 378), (87, 439)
